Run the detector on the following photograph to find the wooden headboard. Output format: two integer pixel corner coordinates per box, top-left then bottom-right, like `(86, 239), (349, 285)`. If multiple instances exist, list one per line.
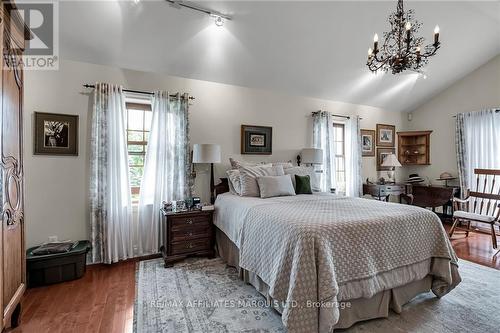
(214, 178), (230, 199)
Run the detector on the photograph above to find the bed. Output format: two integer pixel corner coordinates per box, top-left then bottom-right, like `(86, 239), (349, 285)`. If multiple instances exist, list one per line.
(213, 190), (461, 333)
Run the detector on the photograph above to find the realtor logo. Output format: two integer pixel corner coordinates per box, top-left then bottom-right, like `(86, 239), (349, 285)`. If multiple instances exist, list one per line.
(8, 1), (59, 70)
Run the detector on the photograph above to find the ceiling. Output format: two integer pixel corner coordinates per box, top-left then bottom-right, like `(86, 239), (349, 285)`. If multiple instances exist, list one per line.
(59, 0), (500, 112)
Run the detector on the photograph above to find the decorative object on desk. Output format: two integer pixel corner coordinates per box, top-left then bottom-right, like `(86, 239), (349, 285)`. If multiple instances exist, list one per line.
(34, 112), (79, 155)
(162, 201), (173, 212)
(377, 147), (396, 171)
(361, 129), (375, 156)
(381, 153), (402, 183)
(376, 124), (395, 147)
(300, 148), (323, 165)
(330, 188), (336, 194)
(406, 173), (425, 183)
(173, 200), (187, 212)
(241, 125), (272, 155)
(201, 204), (215, 211)
(436, 172), (457, 187)
(193, 143), (222, 204)
(366, 0), (441, 75)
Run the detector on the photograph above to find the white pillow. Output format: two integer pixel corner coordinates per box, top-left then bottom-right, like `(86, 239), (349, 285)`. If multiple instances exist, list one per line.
(239, 165), (284, 197)
(226, 169), (241, 195)
(257, 175), (296, 198)
(272, 161), (294, 169)
(229, 158), (261, 169)
(284, 166), (321, 192)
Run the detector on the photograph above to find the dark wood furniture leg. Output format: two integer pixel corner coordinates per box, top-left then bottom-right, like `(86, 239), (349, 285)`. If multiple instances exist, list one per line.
(491, 224), (498, 249)
(449, 217), (460, 238)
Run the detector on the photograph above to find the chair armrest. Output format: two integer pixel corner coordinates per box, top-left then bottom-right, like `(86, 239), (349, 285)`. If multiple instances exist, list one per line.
(453, 197), (470, 211)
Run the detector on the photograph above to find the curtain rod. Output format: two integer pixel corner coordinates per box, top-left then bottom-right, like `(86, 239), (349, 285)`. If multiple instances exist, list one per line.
(311, 111), (363, 120)
(82, 84), (195, 100)
(451, 109), (500, 118)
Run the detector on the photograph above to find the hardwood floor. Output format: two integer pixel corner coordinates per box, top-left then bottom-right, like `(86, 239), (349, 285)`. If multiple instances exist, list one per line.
(8, 226), (499, 333)
(9, 260), (136, 333)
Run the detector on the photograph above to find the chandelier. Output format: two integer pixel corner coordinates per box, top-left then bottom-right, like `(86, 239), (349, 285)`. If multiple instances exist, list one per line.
(367, 0), (440, 75)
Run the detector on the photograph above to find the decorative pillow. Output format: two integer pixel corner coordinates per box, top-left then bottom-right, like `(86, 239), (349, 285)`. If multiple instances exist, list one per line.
(295, 175), (313, 194)
(272, 161), (294, 169)
(226, 169), (241, 195)
(284, 166), (320, 192)
(257, 175), (296, 198)
(229, 158), (261, 169)
(239, 165), (284, 197)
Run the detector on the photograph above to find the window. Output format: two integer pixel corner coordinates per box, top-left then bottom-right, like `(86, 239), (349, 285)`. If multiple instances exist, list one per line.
(126, 101), (152, 202)
(333, 122), (346, 194)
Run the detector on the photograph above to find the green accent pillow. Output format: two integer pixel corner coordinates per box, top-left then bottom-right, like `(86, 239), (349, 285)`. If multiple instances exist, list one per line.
(295, 174), (313, 194)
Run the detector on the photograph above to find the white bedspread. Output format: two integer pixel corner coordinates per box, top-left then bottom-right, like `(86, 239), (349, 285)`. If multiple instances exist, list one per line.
(214, 193), (460, 333)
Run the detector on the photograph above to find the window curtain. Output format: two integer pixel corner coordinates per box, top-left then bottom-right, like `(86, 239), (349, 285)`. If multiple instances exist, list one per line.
(312, 111), (336, 192)
(345, 116), (362, 197)
(455, 109), (500, 196)
(90, 83), (133, 264)
(137, 92), (191, 256)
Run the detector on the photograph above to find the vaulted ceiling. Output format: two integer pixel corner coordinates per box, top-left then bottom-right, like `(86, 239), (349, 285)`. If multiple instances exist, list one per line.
(60, 1), (500, 112)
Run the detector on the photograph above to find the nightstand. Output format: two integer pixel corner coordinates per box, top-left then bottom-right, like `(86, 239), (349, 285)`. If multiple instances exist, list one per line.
(159, 209), (215, 267)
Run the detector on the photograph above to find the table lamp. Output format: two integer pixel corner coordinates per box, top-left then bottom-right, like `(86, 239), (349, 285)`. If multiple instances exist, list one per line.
(192, 144), (221, 204)
(301, 148), (323, 166)
(381, 153), (402, 183)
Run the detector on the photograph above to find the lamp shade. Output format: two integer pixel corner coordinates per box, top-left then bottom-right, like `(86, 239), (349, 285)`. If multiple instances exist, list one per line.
(381, 153), (402, 167)
(192, 144), (221, 163)
(301, 148), (323, 164)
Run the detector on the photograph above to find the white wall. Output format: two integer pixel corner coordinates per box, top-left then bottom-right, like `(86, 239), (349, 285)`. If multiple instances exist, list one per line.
(24, 59), (405, 247)
(404, 55), (500, 184)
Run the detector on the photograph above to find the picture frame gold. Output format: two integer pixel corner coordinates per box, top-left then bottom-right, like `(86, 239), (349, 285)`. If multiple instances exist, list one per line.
(361, 129), (375, 157)
(376, 124), (396, 147)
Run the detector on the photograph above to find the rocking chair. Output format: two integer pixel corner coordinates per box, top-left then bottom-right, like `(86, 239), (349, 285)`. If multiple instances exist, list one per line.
(449, 169), (500, 256)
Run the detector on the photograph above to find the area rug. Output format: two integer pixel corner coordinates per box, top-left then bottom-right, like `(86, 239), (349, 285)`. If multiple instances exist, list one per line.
(134, 258), (500, 332)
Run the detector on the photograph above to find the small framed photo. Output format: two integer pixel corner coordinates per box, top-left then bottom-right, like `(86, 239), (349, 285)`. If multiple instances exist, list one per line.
(376, 124), (396, 147)
(34, 112), (79, 156)
(241, 125), (272, 155)
(377, 148), (396, 171)
(361, 129), (375, 157)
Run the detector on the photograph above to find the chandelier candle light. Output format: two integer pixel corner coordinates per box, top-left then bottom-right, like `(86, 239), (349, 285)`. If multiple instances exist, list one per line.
(367, 0), (440, 74)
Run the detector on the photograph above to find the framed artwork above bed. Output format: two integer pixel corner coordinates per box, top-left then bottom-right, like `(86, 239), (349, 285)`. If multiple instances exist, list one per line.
(241, 125), (272, 155)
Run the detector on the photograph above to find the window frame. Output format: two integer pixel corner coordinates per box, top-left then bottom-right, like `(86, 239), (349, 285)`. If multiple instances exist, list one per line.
(332, 122), (346, 194)
(126, 101), (152, 200)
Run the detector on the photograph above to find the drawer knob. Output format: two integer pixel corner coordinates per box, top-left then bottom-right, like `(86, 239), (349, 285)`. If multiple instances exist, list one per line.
(185, 231), (193, 237)
(186, 243), (194, 249)
(186, 219), (193, 224)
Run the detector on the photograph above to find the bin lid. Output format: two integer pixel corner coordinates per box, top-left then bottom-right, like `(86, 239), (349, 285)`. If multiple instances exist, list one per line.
(26, 240), (91, 260)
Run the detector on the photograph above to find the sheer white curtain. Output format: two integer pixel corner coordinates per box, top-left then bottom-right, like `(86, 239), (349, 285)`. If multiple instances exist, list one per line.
(345, 116), (362, 197)
(456, 109), (500, 193)
(137, 92), (191, 256)
(90, 83), (133, 264)
(313, 111), (336, 192)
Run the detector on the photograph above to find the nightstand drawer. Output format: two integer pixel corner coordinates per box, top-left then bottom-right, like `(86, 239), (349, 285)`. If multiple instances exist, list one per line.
(170, 216), (210, 230)
(171, 238), (211, 255)
(171, 226), (211, 242)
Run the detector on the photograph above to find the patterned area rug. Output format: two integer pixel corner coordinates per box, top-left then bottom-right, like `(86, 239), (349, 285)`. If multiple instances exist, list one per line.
(134, 258), (500, 333)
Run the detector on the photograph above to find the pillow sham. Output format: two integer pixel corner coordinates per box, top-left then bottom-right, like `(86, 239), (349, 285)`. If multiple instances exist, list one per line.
(226, 169), (241, 195)
(257, 175), (296, 198)
(229, 158), (293, 170)
(239, 165), (285, 197)
(295, 174), (313, 194)
(284, 166), (320, 192)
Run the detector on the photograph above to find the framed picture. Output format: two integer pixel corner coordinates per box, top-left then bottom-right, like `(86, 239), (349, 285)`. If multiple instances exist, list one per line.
(34, 112), (79, 156)
(361, 129), (375, 156)
(377, 148), (396, 171)
(376, 124), (396, 147)
(241, 125), (272, 155)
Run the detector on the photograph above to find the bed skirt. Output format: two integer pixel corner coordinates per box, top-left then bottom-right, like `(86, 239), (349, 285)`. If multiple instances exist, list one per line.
(215, 228), (450, 331)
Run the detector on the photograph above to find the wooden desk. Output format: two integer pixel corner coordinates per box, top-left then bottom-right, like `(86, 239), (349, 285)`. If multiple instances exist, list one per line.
(363, 183), (408, 202)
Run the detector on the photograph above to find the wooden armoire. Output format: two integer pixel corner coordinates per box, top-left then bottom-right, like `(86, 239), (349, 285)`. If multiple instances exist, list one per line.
(0, 1), (28, 330)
